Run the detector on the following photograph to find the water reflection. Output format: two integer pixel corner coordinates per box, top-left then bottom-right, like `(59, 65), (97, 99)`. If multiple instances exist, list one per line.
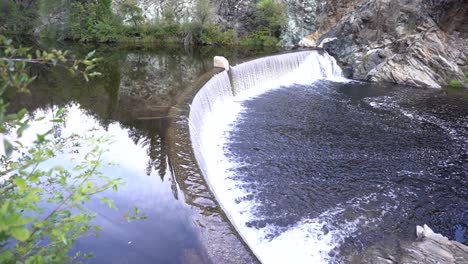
(7, 45), (237, 263)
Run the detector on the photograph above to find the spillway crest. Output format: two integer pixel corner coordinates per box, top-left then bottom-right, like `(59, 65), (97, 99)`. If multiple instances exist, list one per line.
(188, 50), (346, 263)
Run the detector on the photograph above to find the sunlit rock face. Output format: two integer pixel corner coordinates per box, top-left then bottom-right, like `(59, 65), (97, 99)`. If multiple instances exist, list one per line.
(280, 0), (321, 46)
(320, 0), (468, 88)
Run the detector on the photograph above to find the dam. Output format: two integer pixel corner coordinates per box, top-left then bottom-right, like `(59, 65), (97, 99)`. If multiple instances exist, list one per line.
(188, 50), (468, 263)
(13, 47), (467, 263)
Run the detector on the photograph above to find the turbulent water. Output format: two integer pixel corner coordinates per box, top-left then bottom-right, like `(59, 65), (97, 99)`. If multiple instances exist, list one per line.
(189, 51), (468, 263)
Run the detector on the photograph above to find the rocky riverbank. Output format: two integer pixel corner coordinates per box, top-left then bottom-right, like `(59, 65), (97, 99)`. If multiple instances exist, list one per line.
(316, 0), (467, 88)
(352, 225), (468, 263)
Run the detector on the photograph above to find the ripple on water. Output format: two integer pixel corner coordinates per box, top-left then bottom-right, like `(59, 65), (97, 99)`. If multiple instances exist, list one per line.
(216, 81), (467, 262)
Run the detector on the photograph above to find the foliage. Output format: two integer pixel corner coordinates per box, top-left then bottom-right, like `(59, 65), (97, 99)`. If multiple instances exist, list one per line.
(178, 0), (215, 45)
(201, 26), (237, 46)
(243, 30), (280, 47)
(160, 2), (178, 26)
(449, 80), (462, 89)
(0, 35), (144, 263)
(68, 0), (122, 42)
(254, 0), (287, 38)
(194, 0), (213, 26)
(1, 0), (284, 47)
(0, 0), (38, 35)
(119, 0), (144, 28)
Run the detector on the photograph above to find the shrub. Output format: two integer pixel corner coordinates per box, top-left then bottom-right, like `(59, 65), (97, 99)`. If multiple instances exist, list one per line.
(243, 30), (281, 46)
(68, 0), (122, 42)
(449, 80), (462, 89)
(255, 0), (288, 38)
(201, 25), (237, 46)
(118, 0), (144, 28)
(91, 20), (120, 42)
(195, 0), (213, 26)
(0, 0), (38, 35)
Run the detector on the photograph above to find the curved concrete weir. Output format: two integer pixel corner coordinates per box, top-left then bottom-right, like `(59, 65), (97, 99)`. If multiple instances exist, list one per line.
(188, 50), (346, 263)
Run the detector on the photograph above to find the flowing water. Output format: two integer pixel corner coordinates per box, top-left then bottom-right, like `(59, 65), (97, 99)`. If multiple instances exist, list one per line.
(9, 43), (467, 263)
(189, 51), (468, 263)
(7, 44), (278, 264)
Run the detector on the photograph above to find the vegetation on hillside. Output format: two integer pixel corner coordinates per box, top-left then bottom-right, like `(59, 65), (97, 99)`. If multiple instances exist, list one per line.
(0, 0), (288, 47)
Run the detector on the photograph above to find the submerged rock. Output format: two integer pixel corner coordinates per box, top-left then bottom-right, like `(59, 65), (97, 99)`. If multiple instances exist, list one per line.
(320, 0), (468, 88)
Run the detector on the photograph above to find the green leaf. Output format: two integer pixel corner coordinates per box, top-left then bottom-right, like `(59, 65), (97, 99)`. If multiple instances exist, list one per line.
(55, 107), (65, 117)
(13, 177), (27, 192)
(23, 191), (40, 203)
(0, 249), (13, 263)
(88, 72), (102, 77)
(86, 50), (96, 59)
(17, 123), (30, 137)
(36, 133), (46, 143)
(17, 108), (27, 119)
(11, 227), (30, 242)
(5, 113), (18, 121)
(12, 216), (34, 227)
(100, 197), (117, 210)
(3, 139), (14, 157)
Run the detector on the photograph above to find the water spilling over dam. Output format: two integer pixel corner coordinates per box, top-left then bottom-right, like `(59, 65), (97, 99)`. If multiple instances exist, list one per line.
(188, 51), (468, 263)
(189, 51), (351, 262)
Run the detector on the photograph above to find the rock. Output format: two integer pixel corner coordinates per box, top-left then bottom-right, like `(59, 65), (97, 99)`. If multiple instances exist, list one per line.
(213, 56), (229, 71)
(416, 225), (450, 243)
(320, 0), (468, 88)
(352, 225), (468, 264)
(400, 225), (468, 264)
(298, 36), (317, 48)
(318, 37), (337, 48)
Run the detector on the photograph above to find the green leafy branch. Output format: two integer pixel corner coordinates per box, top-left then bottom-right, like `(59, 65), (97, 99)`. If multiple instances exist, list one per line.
(0, 35), (145, 263)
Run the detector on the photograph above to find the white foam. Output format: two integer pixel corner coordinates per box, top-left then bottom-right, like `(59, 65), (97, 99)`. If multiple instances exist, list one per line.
(189, 51), (357, 263)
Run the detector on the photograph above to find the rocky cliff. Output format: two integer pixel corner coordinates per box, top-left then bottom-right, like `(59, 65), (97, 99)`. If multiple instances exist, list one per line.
(318, 0), (468, 88)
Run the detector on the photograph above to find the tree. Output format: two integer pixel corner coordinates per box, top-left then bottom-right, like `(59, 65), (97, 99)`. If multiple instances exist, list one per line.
(194, 0), (213, 26)
(0, 0), (38, 35)
(255, 0), (287, 37)
(67, 0), (122, 42)
(119, 0), (144, 28)
(0, 36), (144, 263)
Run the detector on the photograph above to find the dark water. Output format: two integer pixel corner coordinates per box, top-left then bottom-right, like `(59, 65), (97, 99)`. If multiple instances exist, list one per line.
(225, 81), (468, 260)
(7, 44), (276, 264)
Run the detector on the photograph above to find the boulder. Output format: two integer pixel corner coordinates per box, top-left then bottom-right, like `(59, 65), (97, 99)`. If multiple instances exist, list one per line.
(318, 37), (337, 48)
(298, 36), (317, 48)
